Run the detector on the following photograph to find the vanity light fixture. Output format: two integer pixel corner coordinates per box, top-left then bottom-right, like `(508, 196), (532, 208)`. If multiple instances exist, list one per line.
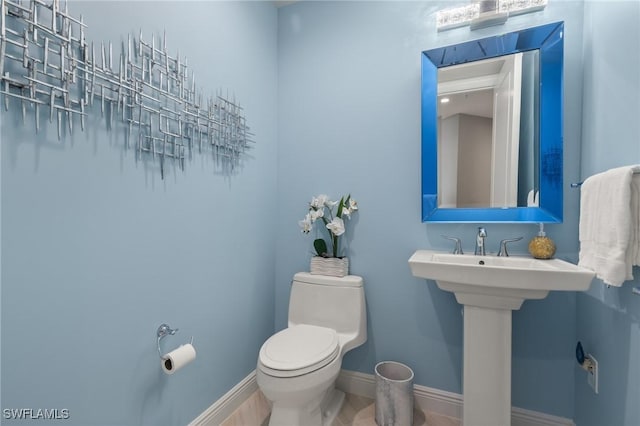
(440, 97), (450, 104)
(436, 3), (481, 32)
(436, 0), (548, 32)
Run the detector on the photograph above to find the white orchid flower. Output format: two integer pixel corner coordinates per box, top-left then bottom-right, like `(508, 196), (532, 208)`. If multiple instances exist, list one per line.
(325, 199), (338, 208)
(298, 214), (313, 233)
(310, 207), (324, 221)
(310, 194), (330, 209)
(341, 197), (358, 219)
(326, 217), (345, 236)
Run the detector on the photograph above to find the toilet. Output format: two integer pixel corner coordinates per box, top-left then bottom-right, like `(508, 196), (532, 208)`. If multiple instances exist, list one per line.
(257, 272), (367, 426)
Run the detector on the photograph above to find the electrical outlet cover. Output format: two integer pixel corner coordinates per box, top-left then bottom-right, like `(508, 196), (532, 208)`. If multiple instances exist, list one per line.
(587, 353), (598, 394)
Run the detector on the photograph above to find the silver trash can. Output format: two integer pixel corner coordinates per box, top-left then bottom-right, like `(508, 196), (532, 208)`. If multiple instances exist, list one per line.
(374, 361), (414, 426)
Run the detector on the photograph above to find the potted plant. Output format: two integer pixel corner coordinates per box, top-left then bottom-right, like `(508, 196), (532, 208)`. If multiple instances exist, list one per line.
(298, 194), (358, 277)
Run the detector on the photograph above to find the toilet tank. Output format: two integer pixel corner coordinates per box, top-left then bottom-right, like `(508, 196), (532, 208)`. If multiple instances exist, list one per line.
(288, 272), (366, 342)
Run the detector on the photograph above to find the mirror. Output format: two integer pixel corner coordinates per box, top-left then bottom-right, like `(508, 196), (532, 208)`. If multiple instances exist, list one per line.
(421, 21), (564, 222)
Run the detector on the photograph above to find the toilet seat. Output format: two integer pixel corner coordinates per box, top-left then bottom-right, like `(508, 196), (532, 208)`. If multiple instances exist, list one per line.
(259, 324), (339, 378)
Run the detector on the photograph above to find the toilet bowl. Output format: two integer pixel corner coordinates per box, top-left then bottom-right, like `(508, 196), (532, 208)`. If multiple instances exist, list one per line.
(257, 273), (367, 426)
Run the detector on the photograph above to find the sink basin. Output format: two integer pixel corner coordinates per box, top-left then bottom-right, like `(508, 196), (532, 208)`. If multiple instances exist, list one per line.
(408, 249), (595, 426)
(409, 249), (594, 309)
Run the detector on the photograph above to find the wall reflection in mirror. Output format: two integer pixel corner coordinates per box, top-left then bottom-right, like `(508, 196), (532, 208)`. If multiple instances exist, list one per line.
(421, 21), (564, 223)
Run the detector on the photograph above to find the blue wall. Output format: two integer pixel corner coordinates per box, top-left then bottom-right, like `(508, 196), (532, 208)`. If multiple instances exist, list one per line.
(575, 1), (640, 425)
(1, 2), (277, 425)
(276, 0), (586, 419)
(3, 1), (639, 425)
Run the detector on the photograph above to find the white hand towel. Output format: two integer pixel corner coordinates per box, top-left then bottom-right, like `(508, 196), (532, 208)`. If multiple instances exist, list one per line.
(630, 173), (640, 265)
(578, 165), (640, 286)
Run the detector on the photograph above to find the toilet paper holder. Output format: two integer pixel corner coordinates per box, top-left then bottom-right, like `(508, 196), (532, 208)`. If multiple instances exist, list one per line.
(157, 323), (193, 359)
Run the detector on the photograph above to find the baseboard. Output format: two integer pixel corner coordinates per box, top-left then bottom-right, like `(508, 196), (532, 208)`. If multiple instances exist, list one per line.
(336, 369), (575, 426)
(511, 406), (576, 426)
(189, 370), (258, 426)
(191, 368), (575, 426)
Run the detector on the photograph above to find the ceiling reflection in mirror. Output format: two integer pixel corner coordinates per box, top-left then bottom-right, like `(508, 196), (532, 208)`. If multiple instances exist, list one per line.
(421, 21), (564, 223)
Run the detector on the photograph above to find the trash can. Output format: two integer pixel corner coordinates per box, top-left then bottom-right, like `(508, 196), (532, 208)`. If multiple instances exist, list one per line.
(374, 361), (414, 426)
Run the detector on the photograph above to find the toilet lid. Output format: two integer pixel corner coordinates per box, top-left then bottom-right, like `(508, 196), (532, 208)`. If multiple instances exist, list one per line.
(259, 324), (339, 377)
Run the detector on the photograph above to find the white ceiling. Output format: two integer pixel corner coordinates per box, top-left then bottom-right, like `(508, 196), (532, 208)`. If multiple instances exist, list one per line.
(438, 89), (494, 120)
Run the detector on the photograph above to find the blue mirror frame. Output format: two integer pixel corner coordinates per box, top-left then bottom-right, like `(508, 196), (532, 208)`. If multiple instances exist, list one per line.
(421, 21), (564, 223)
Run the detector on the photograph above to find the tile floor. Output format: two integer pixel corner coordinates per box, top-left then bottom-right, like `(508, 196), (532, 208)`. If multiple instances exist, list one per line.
(220, 389), (270, 426)
(220, 389), (461, 426)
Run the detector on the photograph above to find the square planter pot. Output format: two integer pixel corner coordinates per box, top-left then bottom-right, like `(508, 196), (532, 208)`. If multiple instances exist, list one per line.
(310, 256), (349, 277)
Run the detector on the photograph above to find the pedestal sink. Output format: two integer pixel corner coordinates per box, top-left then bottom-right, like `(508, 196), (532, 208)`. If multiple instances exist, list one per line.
(408, 250), (594, 426)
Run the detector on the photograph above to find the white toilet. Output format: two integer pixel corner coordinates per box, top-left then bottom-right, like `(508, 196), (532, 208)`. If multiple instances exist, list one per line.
(257, 272), (367, 426)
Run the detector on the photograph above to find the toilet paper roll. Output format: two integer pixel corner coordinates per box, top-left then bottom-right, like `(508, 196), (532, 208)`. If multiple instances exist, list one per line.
(161, 344), (196, 375)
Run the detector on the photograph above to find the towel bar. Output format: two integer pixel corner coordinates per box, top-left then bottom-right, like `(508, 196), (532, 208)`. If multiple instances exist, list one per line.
(572, 170), (640, 187)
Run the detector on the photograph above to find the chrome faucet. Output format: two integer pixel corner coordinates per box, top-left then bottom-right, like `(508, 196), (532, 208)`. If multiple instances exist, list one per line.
(442, 235), (464, 254)
(475, 227), (487, 256)
(497, 237), (523, 257)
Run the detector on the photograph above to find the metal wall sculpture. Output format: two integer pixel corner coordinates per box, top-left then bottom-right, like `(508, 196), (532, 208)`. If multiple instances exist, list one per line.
(0, 0), (254, 178)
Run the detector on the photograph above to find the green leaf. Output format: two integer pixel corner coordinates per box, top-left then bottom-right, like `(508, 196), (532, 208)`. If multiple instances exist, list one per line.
(313, 239), (328, 257)
(336, 196), (344, 218)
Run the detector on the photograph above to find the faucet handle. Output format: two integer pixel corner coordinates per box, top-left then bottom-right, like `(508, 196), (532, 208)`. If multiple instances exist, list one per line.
(497, 237), (523, 257)
(441, 235), (464, 255)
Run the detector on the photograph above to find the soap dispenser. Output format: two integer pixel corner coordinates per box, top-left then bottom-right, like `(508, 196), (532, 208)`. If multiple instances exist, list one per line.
(528, 223), (556, 259)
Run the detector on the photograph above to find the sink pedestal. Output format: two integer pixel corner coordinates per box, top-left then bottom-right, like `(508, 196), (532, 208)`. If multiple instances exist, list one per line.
(463, 305), (511, 426)
(442, 279), (546, 426)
